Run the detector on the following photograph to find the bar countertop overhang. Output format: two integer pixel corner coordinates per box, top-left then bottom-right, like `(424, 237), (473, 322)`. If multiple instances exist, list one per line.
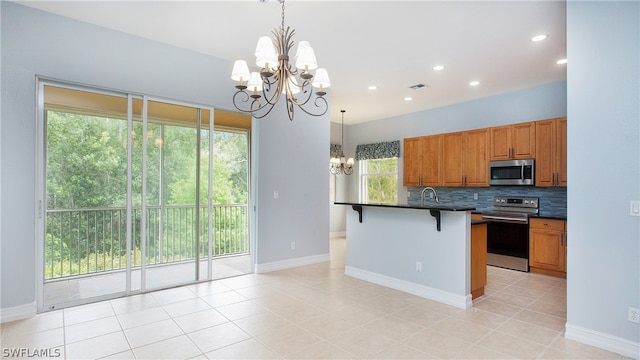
(333, 202), (476, 212)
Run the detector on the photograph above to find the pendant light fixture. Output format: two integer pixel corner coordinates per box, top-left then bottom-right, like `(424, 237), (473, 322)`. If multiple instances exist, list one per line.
(230, 0), (330, 121)
(330, 110), (354, 175)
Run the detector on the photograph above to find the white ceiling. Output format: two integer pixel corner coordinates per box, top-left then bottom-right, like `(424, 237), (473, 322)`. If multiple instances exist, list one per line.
(16, 0), (567, 124)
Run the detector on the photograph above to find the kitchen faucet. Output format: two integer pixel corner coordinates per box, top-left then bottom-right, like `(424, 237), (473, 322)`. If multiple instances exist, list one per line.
(421, 187), (440, 206)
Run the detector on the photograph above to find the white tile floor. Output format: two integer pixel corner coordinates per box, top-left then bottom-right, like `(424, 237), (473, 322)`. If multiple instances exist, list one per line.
(1, 237), (629, 359)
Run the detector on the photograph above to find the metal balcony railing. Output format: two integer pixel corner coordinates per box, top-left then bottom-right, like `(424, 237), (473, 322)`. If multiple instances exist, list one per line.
(45, 204), (248, 281)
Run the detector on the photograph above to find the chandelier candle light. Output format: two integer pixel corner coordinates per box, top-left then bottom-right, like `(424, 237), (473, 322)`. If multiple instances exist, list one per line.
(331, 110), (354, 175)
(231, 0), (330, 121)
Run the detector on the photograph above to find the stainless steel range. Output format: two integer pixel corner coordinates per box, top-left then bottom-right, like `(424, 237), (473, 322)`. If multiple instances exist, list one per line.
(482, 196), (539, 272)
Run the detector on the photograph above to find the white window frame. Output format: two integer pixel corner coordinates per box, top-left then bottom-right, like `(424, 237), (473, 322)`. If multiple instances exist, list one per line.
(359, 157), (398, 204)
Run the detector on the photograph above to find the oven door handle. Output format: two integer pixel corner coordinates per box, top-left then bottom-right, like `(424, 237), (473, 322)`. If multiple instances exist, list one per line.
(482, 215), (529, 224)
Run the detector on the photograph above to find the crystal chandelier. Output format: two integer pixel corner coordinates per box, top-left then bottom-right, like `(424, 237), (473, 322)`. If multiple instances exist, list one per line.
(330, 110), (354, 175)
(230, 0), (330, 121)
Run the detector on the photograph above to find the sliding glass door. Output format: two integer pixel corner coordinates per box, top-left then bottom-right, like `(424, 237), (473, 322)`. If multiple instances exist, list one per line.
(37, 81), (248, 311)
(140, 99), (212, 290)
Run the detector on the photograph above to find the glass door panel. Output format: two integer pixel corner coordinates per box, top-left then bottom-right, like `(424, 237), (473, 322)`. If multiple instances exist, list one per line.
(210, 128), (252, 279)
(42, 85), (131, 309)
(142, 99), (202, 290)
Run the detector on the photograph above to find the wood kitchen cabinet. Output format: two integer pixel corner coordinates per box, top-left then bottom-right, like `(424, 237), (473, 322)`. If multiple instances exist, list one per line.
(443, 129), (489, 187)
(529, 218), (567, 278)
(490, 122), (536, 160)
(403, 135), (442, 186)
(535, 118), (567, 187)
(471, 221), (487, 299)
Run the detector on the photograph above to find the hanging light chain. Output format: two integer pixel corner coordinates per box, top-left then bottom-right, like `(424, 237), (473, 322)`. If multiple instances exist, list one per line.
(281, 0), (286, 30)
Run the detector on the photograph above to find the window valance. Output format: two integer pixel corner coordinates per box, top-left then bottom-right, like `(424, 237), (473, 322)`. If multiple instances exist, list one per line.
(355, 140), (400, 161)
(330, 144), (342, 158)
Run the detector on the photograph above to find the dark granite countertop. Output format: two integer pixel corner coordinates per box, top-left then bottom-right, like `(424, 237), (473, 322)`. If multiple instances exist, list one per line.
(471, 210), (567, 221)
(333, 202), (475, 212)
(530, 214), (567, 221)
(471, 219), (490, 225)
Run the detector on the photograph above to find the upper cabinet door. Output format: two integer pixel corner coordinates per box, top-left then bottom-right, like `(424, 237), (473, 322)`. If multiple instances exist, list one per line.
(490, 125), (511, 160)
(403, 137), (422, 186)
(556, 118), (567, 186)
(490, 122), (535, 160)
(511, 122), (536, 159)
(464, 128), (490, 187)
(535, 117), (567, 187)
(421, 134), (443, 186)
(442, 132), (465, 186)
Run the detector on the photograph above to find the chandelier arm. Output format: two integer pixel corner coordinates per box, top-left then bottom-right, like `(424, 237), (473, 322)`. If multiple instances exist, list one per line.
(232, 89), (262, 115)
(285, 96), (295, 121)
(294, 95), (329, 117)
(260, 71), (284, 107)
(285, 79), (312, 107)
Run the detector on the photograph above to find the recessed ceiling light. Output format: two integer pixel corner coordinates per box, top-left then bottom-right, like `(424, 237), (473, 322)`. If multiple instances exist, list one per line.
(469, 81), (480, 87)
(556, 58), (568, 65)
(433, 65), (445, 71)
(404, 97), (413, 101)
(368, 85), (378, 90)
(530, 34), (549, 42)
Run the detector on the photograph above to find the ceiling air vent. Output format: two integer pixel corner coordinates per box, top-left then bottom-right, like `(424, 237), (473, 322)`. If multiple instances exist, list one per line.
(409, 83), (428, 90)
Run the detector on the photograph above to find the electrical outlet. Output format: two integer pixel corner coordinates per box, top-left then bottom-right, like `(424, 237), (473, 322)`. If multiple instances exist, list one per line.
(474, 193), (478, 200)
(415, 261), (422, 272)
(273, 190), (279, 199)
(629, 307), (640, 323)
(630, 201), (640, 216)
(290, 242), (295, 250)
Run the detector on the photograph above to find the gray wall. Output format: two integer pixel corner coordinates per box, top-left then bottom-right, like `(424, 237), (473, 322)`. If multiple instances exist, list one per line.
(566, 0), (640, 351)
(1, 2), (328, 311)
(254, 102), (330, 264)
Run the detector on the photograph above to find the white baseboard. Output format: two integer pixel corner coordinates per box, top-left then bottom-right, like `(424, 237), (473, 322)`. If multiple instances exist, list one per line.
(345, 266), (472, 309)
(565, 323), (640, 359)
(255, 253), (330, 273)
(0, 301), (36, 323)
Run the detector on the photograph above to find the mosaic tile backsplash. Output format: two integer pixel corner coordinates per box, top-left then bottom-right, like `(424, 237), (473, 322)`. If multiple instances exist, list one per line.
(407, 186), (567, 218)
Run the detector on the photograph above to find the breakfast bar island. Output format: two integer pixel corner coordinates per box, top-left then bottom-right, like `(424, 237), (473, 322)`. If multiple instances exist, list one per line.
(334, 202), (485, 309)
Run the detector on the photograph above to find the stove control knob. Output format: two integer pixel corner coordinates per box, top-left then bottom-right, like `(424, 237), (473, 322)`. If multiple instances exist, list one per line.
(524, 200), (529, 204)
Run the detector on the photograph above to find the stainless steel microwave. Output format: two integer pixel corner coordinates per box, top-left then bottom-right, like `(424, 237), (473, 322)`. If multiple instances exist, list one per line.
(489, 159), (534, 186)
